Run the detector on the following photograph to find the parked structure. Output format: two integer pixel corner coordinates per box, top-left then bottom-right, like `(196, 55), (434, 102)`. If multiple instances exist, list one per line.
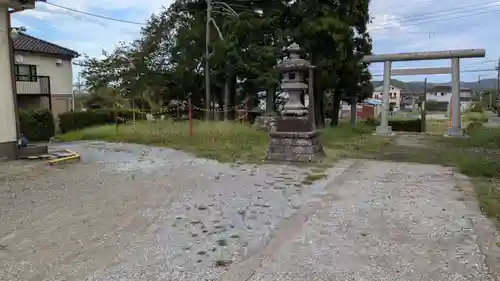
(13, 33), (79, 116)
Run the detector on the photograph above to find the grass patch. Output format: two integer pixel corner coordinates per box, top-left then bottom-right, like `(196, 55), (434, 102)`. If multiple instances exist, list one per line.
(473, 178), (500, 225)
(58, 119), (500, 227)
(57, 121), (269, 163)
(462, 111), (488, 123)
(304, 173), (327, 182)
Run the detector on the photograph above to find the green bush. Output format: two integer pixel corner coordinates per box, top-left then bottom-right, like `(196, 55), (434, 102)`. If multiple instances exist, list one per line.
(19, 109), (55, 141)
(470, 102), (484, 113)
(463, 112), (488, 123)
(363, 116), (378, 126)
(465, 121), (484, 135)
(389, 119), (422, 132)
(59, 109), (145, 133)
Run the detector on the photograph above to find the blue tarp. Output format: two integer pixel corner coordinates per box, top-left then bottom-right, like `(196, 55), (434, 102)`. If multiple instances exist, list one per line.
(364, 99), (383, 105)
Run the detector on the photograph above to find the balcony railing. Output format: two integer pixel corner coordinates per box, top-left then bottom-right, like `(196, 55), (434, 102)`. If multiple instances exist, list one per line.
(16, 75), (51, 95)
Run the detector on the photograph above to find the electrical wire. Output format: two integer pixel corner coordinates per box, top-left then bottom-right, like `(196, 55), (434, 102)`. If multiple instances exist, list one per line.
(41, 0), (498, 41)
(43, 2), (147, 25)
(371, 8), (500, 32)
(371, 68), (496, 76)
(390, 0), (499, 21)
(371, 1), (500, 31)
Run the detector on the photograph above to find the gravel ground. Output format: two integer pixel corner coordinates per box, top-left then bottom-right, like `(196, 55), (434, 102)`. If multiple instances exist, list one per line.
(242, 161), (499, 281)
(1, 142), (498, 281)
(0, 141), (344, 281)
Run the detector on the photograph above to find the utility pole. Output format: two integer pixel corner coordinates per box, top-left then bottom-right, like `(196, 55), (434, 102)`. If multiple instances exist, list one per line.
(421, 78), (427, 132)
(205, 0), (212, 120)
(496, 58), (500, 108)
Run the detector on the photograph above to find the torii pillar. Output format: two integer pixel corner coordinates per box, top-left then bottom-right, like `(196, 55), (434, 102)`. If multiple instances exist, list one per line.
(364, 49), (485, 137)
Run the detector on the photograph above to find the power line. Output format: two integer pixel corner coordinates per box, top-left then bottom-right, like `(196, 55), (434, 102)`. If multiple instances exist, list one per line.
(43, 2), (147, 25)
(393, 0), (499, 21)
(371, 68), (497, 77)
(371, 2), (500, 31)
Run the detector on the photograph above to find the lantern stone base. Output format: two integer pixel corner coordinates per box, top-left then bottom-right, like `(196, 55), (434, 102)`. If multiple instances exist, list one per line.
(253, 116), (277, 132)
(266, 117), (325, 162)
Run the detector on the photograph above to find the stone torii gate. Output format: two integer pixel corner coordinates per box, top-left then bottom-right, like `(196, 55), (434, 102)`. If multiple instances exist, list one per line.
(363, 49), (486, 137)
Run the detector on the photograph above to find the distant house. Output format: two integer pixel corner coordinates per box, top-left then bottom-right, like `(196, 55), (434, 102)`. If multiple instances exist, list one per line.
(13, 33), (79, 117)
(426, 86), (472, 111)
(399, 91), (419, 110)
(372, 84), (402, 111)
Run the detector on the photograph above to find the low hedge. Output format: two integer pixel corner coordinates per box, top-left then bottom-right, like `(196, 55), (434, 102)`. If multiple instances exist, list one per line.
(59, 109), (145, 133)
(364, 118), (422, 132)
(19, 108), (55, 141)
(389, 119), (422, 132)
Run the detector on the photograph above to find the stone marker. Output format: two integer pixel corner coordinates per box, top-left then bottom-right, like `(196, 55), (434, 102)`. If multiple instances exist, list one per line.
(266, 43), (325, 162)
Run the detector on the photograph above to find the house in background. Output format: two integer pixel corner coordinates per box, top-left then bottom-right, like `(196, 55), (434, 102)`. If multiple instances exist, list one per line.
(372, 84), (402, 111)
(426, 86), (473, 111)
(13, 33), (79, 118)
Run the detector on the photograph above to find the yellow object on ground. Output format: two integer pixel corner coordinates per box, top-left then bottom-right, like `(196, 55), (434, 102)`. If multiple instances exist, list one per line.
(46, 150), (81, 165)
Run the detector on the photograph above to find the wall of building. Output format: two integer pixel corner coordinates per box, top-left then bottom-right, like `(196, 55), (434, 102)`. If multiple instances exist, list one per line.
(15, 51), (73, 96)
(372, 85), (401, 110)
(0, 7), (18, 156)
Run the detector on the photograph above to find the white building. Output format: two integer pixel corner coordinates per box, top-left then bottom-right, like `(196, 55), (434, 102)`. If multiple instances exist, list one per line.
(13, 33), (79, 116)
(426, 86), (473, 111)
(372, 84), (402, 111)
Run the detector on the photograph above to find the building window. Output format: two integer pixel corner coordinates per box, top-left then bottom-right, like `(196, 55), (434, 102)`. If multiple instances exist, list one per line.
(15, 64), (37, 82)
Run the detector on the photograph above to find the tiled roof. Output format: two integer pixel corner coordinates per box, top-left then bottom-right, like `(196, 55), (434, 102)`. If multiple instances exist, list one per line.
(13, 33), (79, 58)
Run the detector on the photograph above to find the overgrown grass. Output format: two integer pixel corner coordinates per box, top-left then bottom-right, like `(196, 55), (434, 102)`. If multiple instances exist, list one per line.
(462, 111), (488, 123)
(57, 118), (500, 229)
(473, 178), (500, 226)
(57, 121), (269, 163)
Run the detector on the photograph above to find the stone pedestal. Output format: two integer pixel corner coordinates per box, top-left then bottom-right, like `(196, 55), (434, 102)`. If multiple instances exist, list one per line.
(253, 116), (277, 132)
(266, 117), (325, 162)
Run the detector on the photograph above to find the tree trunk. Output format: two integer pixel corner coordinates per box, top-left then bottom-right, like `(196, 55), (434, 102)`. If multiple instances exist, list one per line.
(350, 94), (357, 128)
(223, 62), (232, 120)
(266, 86), (275, 115)
(223, 78), (230, 120)
(313, 92), (325, 128)
(313, 71), (325, 128)
(330, 88), (342, 127)
(229, 75), (237, 120)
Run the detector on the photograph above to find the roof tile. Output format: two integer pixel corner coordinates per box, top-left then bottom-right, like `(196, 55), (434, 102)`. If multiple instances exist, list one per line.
(13, 33), (79, 58)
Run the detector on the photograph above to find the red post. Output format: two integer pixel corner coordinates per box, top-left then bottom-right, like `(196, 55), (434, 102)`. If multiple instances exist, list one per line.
(188, 96), (193, 137)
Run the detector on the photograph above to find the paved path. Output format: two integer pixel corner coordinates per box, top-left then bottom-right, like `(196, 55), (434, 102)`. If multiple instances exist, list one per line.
(485, 111), (500, 128)
(1, 142), (499, 280)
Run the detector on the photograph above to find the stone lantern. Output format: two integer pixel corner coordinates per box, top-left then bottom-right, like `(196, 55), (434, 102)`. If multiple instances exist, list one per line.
(266, 43), (325, 162)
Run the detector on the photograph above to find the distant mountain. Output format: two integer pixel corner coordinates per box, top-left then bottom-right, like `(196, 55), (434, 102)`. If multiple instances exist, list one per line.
(372, 78), (498, 92)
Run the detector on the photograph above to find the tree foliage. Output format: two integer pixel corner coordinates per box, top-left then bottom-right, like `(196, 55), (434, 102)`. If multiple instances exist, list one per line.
(77, 0), (372, 125)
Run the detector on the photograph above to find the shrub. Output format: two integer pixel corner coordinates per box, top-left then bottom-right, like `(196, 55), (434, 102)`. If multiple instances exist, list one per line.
(363, 117), (422, 132)
(465, 121), (484, 135)
(59, 109), (145, 133)
(463, 112), (488, 123)
(426, 100), (448, 112)
(469, 102), (484, 113)
(363, 116), (379, 126)
(19, 109), (55, 142)
(389, 119), (422, 132)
